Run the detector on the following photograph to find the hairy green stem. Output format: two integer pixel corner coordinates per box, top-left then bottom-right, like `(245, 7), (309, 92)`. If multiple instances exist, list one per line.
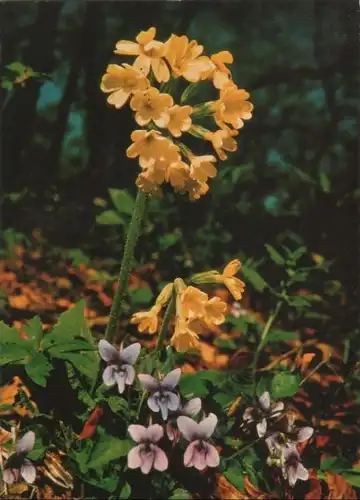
(105, 189), (148, 343)
(155, 291), (176, 353)
(252, 301), (283, 400)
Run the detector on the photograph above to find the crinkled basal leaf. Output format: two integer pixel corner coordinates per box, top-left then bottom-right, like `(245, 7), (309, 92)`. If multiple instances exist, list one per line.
(87, 435), (132, 469)
(25, 352), (53, 387)
(271, 372), (300, 398)
(0, 343), (33, 365)
(109, 188), (135, 216)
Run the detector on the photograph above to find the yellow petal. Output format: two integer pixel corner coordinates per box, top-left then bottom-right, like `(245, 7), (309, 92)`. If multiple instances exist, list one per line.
(213, 71), (230, 90)
(224, 277), (245, 301)
(133, 54), (151, 76)
(107, 89), (130, 109)
(213, 50), (233, 64)
(136, 27), (156, 45)
(151, 58), (170, 83)
(114, 40), (140, 55)
(223, 259), (241, 277)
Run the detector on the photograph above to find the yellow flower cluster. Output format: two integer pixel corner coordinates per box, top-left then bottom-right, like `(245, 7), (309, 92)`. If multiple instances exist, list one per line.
(101, 27), (253, 199)
(130, 259), (245, 353)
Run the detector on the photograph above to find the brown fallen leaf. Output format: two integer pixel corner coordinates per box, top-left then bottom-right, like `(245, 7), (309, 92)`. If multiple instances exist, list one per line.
(326, 472), (357, 499)
(216, 474), (248, 499)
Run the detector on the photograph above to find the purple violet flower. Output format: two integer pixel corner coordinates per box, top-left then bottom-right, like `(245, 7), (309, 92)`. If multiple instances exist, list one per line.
(243, 391), (284, 437)
(127, 424), (168, 474)
(281, 444), (309, 487)
(166, 397), (202, 442)
(3, 431), (36, 485)
(177, 413), (220, 470)
(138, 368), (181, 421)
(98, 340), (141, 394)
(266, 415), (313, 454)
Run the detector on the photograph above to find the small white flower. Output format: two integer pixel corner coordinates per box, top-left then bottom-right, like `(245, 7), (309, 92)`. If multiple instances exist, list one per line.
(243, 392), (284, 437)
(3, 431), (36, 485)
(281, 445), (309, 487)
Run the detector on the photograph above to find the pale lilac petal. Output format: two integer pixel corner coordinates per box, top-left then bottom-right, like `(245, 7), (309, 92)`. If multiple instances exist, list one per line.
(120, 343), (141, 365)
(147, 393), (160, 413)
(243, 407), (254, 422)
(123, 364), (136, 385)
(153, 446), (168, 471)
(158, 399), (169, 420)
(102, 365), (118, 386)
(166, 392), (180, 411)
(160, 368), (181, 390)
(192, 448), (207, 470)
(128, 425), (147, 443)
(259, 391), (270, 410)
(16, 431), (35, 454)
(198, 413), (218, 438)
(271, 401), (284, 414)
(98, 339), (120, 363)
(145, 424), (164, 443)
(256, 418), (267, 437)
(127, 445), (143, 469)
(3, 468), (17, 484)
(115, 372), (126, 394)
(182, 397), (201, 416)
(288, 466), (297, 486)
(183, 440), (197, 467)
(265, 432), (281, 452)
(296, 427), (313, 442)
(138, 374), (159, 392)
(296, 463), (309, 481)
(140, 451), (154, 474)
(20, 460), (36, 483)
(177, 416), (200, 441)
(205, 443), (220, 467)
(283, 444), (300, 462)
(166, 423), (177, 441)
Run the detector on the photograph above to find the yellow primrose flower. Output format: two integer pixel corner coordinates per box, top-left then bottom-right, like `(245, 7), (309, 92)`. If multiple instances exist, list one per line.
(212, 81), (253, 129)
(130, 87), (173, 126)
(126, 130), (170, 167)
(115, 27), (170, 83)
(100, 64), (149, 109)
(185, 178), (209, 200)
(155, 105), (193, 137)
(155, 283), (174, 307)
(189, 155), (217, 183)
(136, 166), (165, 194)
(216, 259), (246, 300)
(130, 304), (161, 334)
(165, 161), (190, 190)
(210, 51), (233, 89)
(170, 317), (201, 352)
(204, 129), (238, 161)
(179, 285), (208, 319)
(204, 296), (227, 329)
(164, 34), (214, 82)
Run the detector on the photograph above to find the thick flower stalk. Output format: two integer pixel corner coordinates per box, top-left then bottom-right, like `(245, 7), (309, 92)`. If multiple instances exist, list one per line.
(101, 26), (253, 199)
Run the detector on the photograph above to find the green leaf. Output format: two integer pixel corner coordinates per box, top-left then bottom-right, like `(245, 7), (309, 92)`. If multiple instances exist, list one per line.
(106, 396), (129, 415)
(320, 456), (353, 472)
(24, 316), (43, 349)
(109, 189), (135, 216)
(25, 352), (53, 387)
(294, 167), (316, 184)
(170, 488), (191, 500)
(224, 465), (245, 491)
(96, 210), (124, 225)
(1, 80), (13, 90)
(119, 482), (132, 498)
(66, 363), (95, 407)
(265, 244), (285, 265)
(290, 246), (307, 262)
(319, 171), (331, 193)
(340, 470), (360, 487)
(0, 343), (33, 365)
(271, 372), (300, 398)
(129, 288), (153, 305)
(67, 249), (90, 267)
(56, 352), (98, 380)
(180, 373), (209, 398)
(46, 339), (94, 355)
(87, 436), (132, 469)
(241, 266), (267, 292)
(265, 330), (299, 344)
(0, 321), (21, 344)
(6, 62), (27, 74)
(158, 232), (180, 250)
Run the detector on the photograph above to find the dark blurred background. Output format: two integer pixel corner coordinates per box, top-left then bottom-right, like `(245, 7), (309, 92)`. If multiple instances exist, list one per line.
(1, 0), (359, 315)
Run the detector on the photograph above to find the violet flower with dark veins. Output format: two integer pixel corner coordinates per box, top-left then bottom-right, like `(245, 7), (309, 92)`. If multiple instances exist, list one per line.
(98, 340), (141, 394)
(266, 414), (313, 454)
(243, 391), (284, 437)
(138, 368), (181, 421)
(166, 397), (202, 441)
(281, 444), (309, 487)
(127, 424), (168, 474)
(3, 431), (36, 485)
(177, 413), (219, 470)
